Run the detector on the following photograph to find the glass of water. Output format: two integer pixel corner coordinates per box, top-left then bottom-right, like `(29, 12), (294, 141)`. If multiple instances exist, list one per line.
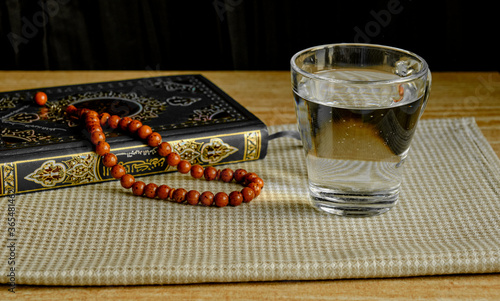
(291, 43), (431, 217)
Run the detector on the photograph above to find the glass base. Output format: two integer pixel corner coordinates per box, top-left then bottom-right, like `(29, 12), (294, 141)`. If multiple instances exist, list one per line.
(309, 185), (399, 217)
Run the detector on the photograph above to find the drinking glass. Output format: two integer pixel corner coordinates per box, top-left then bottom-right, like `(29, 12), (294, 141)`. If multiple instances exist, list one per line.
(291, 43), (431, 217)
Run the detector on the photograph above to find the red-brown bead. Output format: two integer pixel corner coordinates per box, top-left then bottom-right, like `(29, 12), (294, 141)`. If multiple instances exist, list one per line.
(78, 108), (91, 119)
(66, 105), (77, 116)
(127, 120), (143, 134)
(172, 188), (188, 203)
(186, 190), (201, 206)
(95, 141), (111, 156)
(251, 177), (264, 188)
(144, 183), (158, 198)
(86, 110), (99, 118)
(167, 152), (181, 167)
(111, 164), (126, 179)
(120, 174), (135, 189)
(229, 191), (243, 206)
(241, 187), (255, 203)
(247, 182), (261, 196)
(177, 160), (191, 174)
(85, 115), (100, 124)
(200, 191), (214, 206)
(214, 192), (229, 207)
(219, 168), (234, 183)
(157, 185), (171, 200)
(34, 91), (48, 106)
(168, 187), (176, 199)
(108, 115), (121, 129)
(204, 166), (218, 181)
(86, 122), (102, 134)
(99, 113), (110, 127)
(158, 142), (172, 157)
(102, 153), (118, 168)
(119, 117), (132, 131)
(147, 132), (162, 147)
(190, 165), (204, 179)
(244, 172), (259, 184)
(90, 131), (106, 145)
(137, 125), (153, 140)
(233, 169), (247, 183)
(132, 181), (146, 196)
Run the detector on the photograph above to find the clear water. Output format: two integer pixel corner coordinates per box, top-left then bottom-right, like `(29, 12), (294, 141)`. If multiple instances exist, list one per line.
(294, 69), (426, 216)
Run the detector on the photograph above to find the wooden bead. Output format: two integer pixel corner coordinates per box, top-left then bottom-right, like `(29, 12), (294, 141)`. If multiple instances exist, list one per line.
(204, 166), (218, 181)
(177, 160), (191, 174)
(99, 113), (110, 127)
(158, 142), (172, 157)
(66, 105), (77, 116)
(120, 174), (135, 189)
(233, 169), (247, 183)
(86, 122), (102, 133)
(86, 110), (99, 118)
(168, 187), (176, 199)
(137, 125), (153, 140)
(167, 152), (181, 166)
(214, 192), (229, 207)
(35, 91), (48, 106)
(251, 177), (264, 188)
(186, 190), (200, 206)
(172, 188), (187, 203)
(78, 108), (91, 119)
(90, 128), (103, 136)
(128, 120), (143, 134)
(86, 115), (100, 124)
(219, 168), (234, 183)
(147, 132), (162, 147)
(86, 117), (99, 124)
(85, 116), (101, 125)
(144, 183), (158, 198)
(247, 182), (261, 196)
(119, 117), (132, 131)
(102, 153), (118, 168)
(90, 131), (106, 145)
(244, 172), (259, 184)
(132, 181), (146, 196)
(229, 191), (243, 206)
(190, 165), (204, 179)
(108, 115), (121, 129)
(95, 141), (111, 156)
(241, 187), (255, 203)
(111, 164), (126, 179)
(157, 185), (171, 200)
(200, 191), (214, 206)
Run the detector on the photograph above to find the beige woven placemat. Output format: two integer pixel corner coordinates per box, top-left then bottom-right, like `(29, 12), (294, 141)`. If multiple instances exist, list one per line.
(1, 117), (499, 286)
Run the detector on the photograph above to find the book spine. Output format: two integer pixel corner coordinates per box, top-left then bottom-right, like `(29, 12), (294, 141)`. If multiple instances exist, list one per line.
(0, 127), (267, 196)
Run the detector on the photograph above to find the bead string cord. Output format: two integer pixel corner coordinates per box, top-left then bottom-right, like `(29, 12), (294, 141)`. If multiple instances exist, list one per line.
(35, 92), (264, 207)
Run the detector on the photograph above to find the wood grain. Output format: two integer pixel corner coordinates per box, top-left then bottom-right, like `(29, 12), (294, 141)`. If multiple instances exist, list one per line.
(1, 71), (499, 300)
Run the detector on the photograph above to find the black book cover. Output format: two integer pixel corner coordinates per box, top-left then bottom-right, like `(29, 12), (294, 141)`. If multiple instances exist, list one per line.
(0, 75), (268, 196)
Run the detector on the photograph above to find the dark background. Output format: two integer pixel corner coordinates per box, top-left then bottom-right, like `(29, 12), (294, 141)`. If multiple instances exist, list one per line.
(0, 0), (497, 71)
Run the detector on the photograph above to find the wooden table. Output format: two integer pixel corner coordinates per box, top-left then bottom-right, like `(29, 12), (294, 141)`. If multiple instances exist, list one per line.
(1, 71), (499, 300)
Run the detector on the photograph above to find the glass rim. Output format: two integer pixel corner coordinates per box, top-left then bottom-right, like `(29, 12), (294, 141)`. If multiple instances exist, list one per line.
(290, 43), (429, 85)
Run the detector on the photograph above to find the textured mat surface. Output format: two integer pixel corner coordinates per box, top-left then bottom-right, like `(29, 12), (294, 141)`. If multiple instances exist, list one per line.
(1, 118), (499, 285)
